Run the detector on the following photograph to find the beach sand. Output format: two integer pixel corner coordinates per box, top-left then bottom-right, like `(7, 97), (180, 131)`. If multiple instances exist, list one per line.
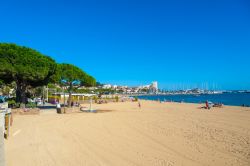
(5, 101), (250, 166)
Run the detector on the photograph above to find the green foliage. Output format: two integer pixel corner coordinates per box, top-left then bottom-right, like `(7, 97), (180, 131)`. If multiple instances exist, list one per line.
(32, 86), (43, 97)
(15, 103), (21, 108)
(54, 63), (96, 107)
(0, 43), (96, 107)
(49, 64), (62, 84)
(115, 96), (119, 102)
(0, 80), (4, 87)
(48, 83), (57, 89)
(117, 89), (124, 93)
(0, 43), (57, 86)
(1, 86), (11, 95)
(0, 82), (15, 96)
(93, 95), (98, 103)
(140, 88), (148, 93)
(55, 63), (96, 90)
(7, 99), (16, 108)
(0, 43), (57, 104)
(26, 102), (36, 108)
(7, 98), (20, 108)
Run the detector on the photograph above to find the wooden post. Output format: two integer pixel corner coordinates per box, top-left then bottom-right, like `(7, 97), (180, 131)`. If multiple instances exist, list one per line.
(63, 87), (66, 113)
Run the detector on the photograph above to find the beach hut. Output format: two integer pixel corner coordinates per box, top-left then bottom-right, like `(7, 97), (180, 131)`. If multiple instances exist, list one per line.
(50, 93), (97, 104)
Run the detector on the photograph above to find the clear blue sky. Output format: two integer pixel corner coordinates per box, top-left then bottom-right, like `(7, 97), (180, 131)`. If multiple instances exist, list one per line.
(0, 0), (249, 90)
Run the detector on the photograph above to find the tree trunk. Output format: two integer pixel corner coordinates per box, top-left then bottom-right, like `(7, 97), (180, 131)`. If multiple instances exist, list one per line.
(68, 83), (73, 107)
(16, 81), (27, 105)
(68, 92), (72, 107)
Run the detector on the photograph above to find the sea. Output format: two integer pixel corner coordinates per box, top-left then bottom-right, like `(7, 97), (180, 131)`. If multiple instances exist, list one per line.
(136, 93), (250, 106)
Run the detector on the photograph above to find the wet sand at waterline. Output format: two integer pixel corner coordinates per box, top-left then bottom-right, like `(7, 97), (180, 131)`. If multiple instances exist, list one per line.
(5, 101), (250, 166)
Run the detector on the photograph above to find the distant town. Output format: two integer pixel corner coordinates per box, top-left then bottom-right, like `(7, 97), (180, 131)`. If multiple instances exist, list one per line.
(90, 81), (250, 95)
(1, 81), (250, 100)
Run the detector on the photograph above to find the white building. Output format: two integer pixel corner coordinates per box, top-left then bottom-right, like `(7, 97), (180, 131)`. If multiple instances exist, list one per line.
(102, 84), (112, 89)
(149, 81), (158, 93)
(151, 81), (158, 89)
(138, 85), (150, 89)
(112, 85), (118, 89)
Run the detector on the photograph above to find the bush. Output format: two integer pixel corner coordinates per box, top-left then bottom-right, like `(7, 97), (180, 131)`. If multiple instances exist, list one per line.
(115, 96), (119, 102)
(134, 96), (138, 102)
(26, 102), (37, 108)
(7, 99), (16, 108)
(93, 96), (98, 103)
(15, 102), (21, 108)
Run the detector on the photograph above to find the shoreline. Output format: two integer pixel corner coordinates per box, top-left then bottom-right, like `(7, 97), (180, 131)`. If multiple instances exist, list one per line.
(138, 99), (250, 107)
(133, 93), (250, 107)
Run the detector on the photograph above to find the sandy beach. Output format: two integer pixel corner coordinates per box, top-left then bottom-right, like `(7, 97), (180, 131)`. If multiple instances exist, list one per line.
(5, 101), (250, 166)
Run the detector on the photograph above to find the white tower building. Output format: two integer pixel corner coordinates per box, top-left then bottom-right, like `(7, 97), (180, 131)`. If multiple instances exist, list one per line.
(152, 81), (158, 89)
(150, 81), (158, 93)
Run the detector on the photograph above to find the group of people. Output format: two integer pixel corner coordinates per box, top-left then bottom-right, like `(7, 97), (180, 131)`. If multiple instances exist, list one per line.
(71, 101), (80, 107)
(242, 104), (250, 107)
(205, 100), (223, 109)
(205, 100), (212, 109)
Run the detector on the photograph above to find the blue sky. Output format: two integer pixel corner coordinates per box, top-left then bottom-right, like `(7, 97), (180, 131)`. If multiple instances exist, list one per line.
(0, 0), (249, 90)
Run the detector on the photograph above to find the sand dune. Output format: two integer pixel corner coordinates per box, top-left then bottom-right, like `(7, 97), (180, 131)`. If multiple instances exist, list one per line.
(5, 101), (250, 166)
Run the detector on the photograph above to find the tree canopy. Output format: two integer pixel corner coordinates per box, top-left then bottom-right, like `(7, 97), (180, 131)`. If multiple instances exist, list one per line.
(56, 63), (96, 106)
(0, 43), (96, 106)
(0, 43), (57, 103)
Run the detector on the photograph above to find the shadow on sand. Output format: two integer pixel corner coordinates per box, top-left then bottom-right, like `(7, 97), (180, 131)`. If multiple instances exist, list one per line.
(37, 105), (56, 110)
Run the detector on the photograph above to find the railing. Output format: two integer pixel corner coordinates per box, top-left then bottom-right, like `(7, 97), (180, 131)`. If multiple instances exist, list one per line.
(0, 110), (6, 166)
(0, 102), (12, 166)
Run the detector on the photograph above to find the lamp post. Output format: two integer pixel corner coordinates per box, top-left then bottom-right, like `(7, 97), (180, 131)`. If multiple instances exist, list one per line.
(63, 86), (66, 114)
(46, 86), (48, 102)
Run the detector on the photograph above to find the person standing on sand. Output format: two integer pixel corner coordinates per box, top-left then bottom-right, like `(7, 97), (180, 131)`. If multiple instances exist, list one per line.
(138, 101), (141, 109)
(56, 101), (61, 113)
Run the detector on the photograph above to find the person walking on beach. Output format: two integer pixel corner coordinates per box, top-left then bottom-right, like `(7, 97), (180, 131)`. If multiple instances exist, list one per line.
(56, 101), (61, 113)
(138, 101), (141, 109)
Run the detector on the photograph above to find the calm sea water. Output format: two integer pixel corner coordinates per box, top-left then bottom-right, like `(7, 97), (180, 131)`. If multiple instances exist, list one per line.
(136, 93), (250, 106)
